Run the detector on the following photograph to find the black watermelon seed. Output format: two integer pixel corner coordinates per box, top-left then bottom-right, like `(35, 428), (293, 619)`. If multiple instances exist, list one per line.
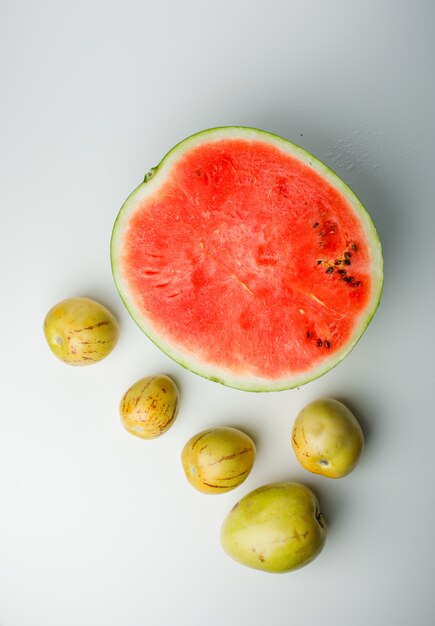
(351, 243), (358, 251)
(317, 260), (322, 265)
(313, 222), (319, 228)
(344, 259), (351, 266)
(338, 269), (346, 275)
(326, 267), (334, 274)
(317, 339), (322, 347)
(347, 276), (354, 282)
(344, 252), (351, 259)
(335, 259), (342, 265)
(307, 331), (311, 338)
(353, 281), (361, 287)
(325, 340), (330, 349)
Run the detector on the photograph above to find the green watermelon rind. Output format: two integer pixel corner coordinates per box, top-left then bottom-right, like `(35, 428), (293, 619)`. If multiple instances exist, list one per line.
(110, 126), (383, 392)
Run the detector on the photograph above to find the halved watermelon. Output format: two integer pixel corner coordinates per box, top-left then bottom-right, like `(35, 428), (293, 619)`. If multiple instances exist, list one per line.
(111, 127), (383, 391)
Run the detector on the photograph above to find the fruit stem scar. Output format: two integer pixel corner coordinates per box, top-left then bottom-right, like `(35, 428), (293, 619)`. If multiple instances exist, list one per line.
(315, 509), (325, 528)
(144, 167), (157, 182)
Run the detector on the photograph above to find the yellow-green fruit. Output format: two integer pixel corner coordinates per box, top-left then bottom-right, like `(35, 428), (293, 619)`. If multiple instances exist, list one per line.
(120, 375), (179, 439)
(181, 427), (255, 494)
(43, 297), (119, 365)
(221, 482), (327, 573)
(292, 398), (364, 478)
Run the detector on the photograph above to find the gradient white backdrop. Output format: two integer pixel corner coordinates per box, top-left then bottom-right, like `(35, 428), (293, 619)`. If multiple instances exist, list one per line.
(1, 1), (434, 625)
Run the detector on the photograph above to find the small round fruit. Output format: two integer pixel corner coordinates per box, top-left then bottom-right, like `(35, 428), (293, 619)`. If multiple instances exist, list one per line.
(221, 482), (327, 573)
(43, 297), (119, 365)
(120, 375), (179, 439)
(292, 398), (364, 478)
(181, 427), (255, 494)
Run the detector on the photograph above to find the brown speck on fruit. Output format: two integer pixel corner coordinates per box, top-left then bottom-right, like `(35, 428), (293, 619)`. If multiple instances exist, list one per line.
(319, 459), (329, 466)
(317, 339), (322, 347)
(326, 267), (334, 274)
(353, 280), (361, 287)
(319, 231), (325, 236)
(258, 554), (265, 562)
(351, 243), (358, 251)
(306, 331), (311, 339)
(325, 340), (330, 349)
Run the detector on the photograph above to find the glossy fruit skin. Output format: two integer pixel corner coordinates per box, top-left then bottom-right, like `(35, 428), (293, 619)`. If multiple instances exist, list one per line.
(43, 297), (119, 365)
(221, 482), (327, 573)
(120, 375), (179, 439)
(181, 427), (255, 494)
(292, 398), (364, 478)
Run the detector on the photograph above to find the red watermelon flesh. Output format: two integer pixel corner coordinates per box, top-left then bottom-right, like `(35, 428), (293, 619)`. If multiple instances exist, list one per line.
(111, 128), (383, 391)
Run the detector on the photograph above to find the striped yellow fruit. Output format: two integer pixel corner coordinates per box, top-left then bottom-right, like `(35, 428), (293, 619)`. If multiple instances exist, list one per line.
(291, 398), (364, 478)
(43, 297), (119, 365)
(120, 375), (179, 439)
(221, 482), (327, 572)
(181, 427), (255, 494)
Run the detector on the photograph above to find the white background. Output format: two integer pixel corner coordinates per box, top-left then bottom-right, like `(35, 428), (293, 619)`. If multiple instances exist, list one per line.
(1, 1), (434, 625)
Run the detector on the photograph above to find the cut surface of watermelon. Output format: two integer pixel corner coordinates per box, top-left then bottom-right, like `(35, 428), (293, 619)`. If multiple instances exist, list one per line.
(111, 127), (383, 391)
